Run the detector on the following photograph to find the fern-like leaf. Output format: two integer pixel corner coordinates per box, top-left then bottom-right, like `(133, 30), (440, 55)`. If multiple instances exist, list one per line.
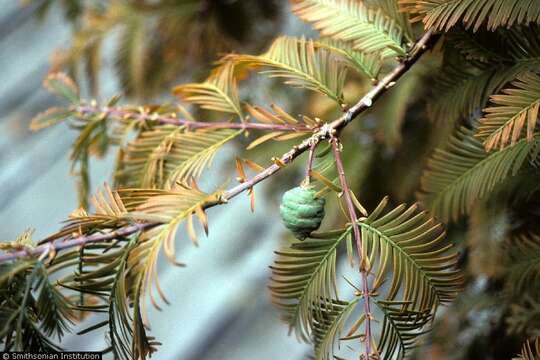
(367, 0), (414, 41)
(360, 197), (462, 309)
(312, 298), (359, 360)
(173, 62), (243, 119)
(444, 28), (510, 64)
(123, 185), (222, 310)
(269, 231), (352, 341)
(42, 186), (132, 243)
(311, 299), (434, 360)
(30, 107), (74, 131)
(375, 301), (433, 360)
(270, 198), (460, 359)
(291, 0), (406, 57)
(427, 26), (540, 126)
(314, 39), (383, 80)
(419, 125), (540, 221)
(427, 60), (540, 126)
(165, 129), (241, 188)
(400, 0), (540, 31)
(115, 126), (241, 189)
(0, 261), (73, 352)
(230, 36), (347, 104)
(35, 266), (75, 338)
(477, 71), (540, 150)
(59, 185), (221, 358)
(64, 237), (157, 359)
(43, 72), (80, 104)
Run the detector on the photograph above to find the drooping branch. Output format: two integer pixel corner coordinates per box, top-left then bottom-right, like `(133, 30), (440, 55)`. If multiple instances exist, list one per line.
(76, 104), (311, 132)
(331, 137), (373, 358)
(0, 30), (437, 263)
(0, 223), (152, 263)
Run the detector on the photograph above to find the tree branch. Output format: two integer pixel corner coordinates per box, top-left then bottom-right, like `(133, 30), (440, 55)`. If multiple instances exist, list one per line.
(0, 30), (437, 263)
(221, 29), (437, 200)
(76, 104), (311, 132)
(0, 223), (152, 263)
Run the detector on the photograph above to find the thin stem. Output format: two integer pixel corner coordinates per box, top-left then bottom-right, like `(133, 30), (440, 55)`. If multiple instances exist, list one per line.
(331, 137), (372, 359)
(76, 105), (311, 132)
(223, 30), (437, 200)
(305, 141), (317, 181)
(0, 224), (152, 263)
(0, 30), (437, 263)
(330, 29), (437, 132)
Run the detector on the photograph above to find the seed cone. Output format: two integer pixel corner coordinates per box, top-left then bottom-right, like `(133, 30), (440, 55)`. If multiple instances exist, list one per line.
(279, 186), (325, 240)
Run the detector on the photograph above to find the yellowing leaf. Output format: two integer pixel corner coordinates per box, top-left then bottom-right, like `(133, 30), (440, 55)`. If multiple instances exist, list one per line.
(246, 131), (284, 150)
(173, 62), (243, 119)
(478, 71), (540, 151)
(230, 37), (347, 104)
(30, 107), (73, 131)
(43, 73), (80, 104)
(116, 127), (241, 189)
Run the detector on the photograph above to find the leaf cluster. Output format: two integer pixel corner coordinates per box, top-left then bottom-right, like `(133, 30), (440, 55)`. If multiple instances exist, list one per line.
(270, 197), (462, 359)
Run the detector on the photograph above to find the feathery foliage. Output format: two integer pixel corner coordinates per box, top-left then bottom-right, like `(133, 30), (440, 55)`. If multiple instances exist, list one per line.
(359, 197), (462, 308)
(124, 184), (222, 305)
(269, 230), (352, 341)
(367, 0), (414, 41)
(426, 25), (540, 127)
(64, 239), (156, 359)
(230, 36), (348, 105)
(400, 0), (540, 31)
(314, 39), (383, 80)
(0, 260), (74, 352)
(30, 73), (116, 208)
(311, 298), (359, 360)
(507, 296), (540, 337)
(116, 13), (147, 100)
(375, 301), (433, 360)
(477, 71), (540, 151)
(42, 72), (80, 104)
(34, 1), (283, 98)
(115, 126), (241, 189)
(427, 59), (540, 127)
(291, 0), (406, 57)
(173, 62), (244, 119)
(270, 197), (461, 359)
(31, 73), (80, 129)
(419, 125), (540, 221)
(33, 184), (221, 357)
